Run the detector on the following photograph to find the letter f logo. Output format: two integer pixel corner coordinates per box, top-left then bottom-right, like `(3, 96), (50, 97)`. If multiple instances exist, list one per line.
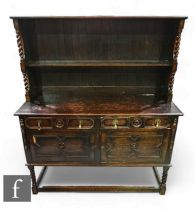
(12, 179), (23, 198)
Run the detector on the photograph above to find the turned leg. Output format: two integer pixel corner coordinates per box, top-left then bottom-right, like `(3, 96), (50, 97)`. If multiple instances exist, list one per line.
(159, 166), (170, 195)
(27, 165), (38, 194)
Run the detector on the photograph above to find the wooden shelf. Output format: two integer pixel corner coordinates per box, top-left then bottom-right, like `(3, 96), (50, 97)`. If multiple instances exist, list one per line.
(27, 60), (171, 67)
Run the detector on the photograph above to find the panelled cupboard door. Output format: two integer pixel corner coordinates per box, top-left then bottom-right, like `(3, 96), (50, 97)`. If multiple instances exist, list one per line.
(100, 130), (170, 163)
(28, 131), (96, 162)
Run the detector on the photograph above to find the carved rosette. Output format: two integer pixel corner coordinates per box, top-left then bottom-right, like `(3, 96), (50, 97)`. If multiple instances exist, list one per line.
(168, 20), (185, 102)
(13, 19), (30, 101)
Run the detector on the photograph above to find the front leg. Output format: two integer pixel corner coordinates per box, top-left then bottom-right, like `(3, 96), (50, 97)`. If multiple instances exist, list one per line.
(27, 165), (38, 194)
(159, 166), (170, 195)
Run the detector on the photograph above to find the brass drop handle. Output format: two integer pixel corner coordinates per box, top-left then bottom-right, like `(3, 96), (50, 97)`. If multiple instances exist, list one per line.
(32, 136), (40, 147)
(79, 120), (82, 129)
(37, 120), (41, 130)
(113, 119), (118, 129)
(155, 119), (161, 128)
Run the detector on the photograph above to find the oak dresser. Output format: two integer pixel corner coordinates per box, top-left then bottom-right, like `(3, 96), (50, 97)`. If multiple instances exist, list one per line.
(11, 16), (187, 195)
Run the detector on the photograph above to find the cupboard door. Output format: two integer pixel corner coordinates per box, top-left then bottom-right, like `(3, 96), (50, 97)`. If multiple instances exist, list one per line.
(29, 131), (96, 162)
(100, 130), (170, 163)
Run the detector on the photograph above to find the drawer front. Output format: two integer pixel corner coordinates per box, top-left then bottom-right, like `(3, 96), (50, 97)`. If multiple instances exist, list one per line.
(144, 118), (171, 128)
(67, 118), (94, 129)
(101, 117), (172, 129)
(130, 117), (172, 129)
(29, 131), (96, 162)
(25, 117), (53, 130)
(25, 116), (171, 130)
(100, 130), (170, 163)
(101, 117), (129, 129)
(25, 117), (94, 130)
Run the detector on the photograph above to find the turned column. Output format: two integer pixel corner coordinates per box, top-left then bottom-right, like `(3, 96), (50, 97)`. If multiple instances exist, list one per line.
(27, 165), (38, 194)
(159, 166), (170, 195)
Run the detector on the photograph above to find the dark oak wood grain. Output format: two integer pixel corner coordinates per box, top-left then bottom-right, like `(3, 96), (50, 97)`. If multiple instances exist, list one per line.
(14, 102), (183, 116)
(12, 16), (186, 195)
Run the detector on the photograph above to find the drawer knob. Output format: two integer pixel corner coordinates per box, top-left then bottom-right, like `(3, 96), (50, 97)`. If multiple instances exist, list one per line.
(37, 120), (41, 130)
(113, 119), (118, 129)
(155, 119), (161, 128)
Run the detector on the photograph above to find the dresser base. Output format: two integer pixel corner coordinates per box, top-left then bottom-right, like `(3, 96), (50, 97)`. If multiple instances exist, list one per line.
(27, 165), (170, 195)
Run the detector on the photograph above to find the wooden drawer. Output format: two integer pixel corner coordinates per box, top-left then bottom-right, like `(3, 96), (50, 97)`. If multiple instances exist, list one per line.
(67, 118), (94, 129)
(25, 117), (53, 130)
(101, 117), (171, 129)
(144, 118), (171, 128)
(29, 131), (96, 162)
(101, 117), (129, 129)
(100, 130), (170, 163)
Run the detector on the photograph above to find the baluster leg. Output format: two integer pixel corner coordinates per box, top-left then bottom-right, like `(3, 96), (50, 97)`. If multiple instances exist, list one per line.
(159, 166), (170, 195)
(27, 165), (38, 194)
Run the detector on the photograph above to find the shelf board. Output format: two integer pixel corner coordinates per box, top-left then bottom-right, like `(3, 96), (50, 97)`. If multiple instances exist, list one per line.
(27, 60), (171, 67)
